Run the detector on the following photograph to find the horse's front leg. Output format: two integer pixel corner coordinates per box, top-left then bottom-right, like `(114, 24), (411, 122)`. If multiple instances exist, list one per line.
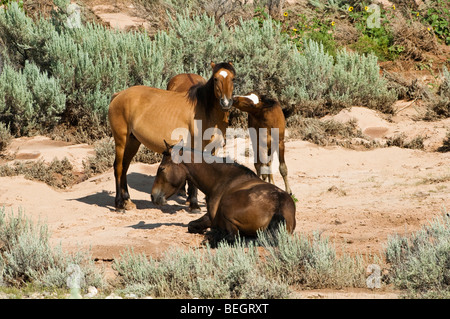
(186, 180), (201, 213)
(187, 195), (219, 234)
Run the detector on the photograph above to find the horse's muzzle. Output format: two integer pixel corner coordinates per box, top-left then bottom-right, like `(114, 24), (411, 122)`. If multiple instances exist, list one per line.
(151, 193), (167, 206)
(220, 97), (233, 110)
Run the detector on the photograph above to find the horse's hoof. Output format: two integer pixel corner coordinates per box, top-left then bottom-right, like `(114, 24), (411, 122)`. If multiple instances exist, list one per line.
(115, 208), (126, 213)
(188, 223), (205, 234)
(124, 200), (136, 210)
(189, 207), (201, 214)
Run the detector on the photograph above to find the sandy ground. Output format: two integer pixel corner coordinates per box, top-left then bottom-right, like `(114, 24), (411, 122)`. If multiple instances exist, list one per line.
(1, 105), (449, 298)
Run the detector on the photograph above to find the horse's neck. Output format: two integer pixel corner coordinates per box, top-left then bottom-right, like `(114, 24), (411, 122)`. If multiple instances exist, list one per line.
(181, 151), (227, 195)
(195, 80), (227, 128)
(211, 100), (228, 127)
(183, 162), (220, 196)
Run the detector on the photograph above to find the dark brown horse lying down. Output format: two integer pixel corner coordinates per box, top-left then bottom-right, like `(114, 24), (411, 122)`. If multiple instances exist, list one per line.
(233, 93), (292, 195)
(151, 141), (296, 240)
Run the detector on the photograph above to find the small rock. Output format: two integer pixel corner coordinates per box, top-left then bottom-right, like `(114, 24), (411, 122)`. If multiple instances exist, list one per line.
(85, 286), (98, 298)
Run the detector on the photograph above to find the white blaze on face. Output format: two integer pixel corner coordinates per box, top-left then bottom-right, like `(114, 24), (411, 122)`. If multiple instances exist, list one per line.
(219, 70), (228, 78)
(244, 93), (259, 105)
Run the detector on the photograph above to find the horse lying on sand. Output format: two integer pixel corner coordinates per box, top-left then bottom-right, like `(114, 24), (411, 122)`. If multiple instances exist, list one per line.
(151, 141), (296, 240)
(108, 62), (235, 212)
(233, 93), (292, 195)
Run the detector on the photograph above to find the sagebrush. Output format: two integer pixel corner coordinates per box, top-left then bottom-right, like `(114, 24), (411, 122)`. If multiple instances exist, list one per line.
(0, 1), (397, 136)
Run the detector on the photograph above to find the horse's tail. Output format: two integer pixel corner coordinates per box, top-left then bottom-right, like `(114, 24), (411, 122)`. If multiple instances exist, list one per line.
(267, 192), (296, 234)
(267, 212), (286, 232)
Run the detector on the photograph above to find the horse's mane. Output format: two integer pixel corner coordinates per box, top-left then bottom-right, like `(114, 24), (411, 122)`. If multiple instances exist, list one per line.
(187, 62), (236, 106)
(257, 94), (279, 109)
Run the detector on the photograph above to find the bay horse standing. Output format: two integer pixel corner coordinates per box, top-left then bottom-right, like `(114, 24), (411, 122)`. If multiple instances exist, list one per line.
(233, 93), (292, 195)
(151, 141), (296, 240)
(108, 62), (235, 212)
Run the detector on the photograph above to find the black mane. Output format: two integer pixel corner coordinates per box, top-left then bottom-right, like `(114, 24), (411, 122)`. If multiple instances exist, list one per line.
(187, 62), (235, 105)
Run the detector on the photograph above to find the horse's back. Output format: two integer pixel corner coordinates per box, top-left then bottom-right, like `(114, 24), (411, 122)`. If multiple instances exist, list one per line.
(218, 178), (295, 235)
(167, 73), (206, 92)
(108, 85), (195, 153)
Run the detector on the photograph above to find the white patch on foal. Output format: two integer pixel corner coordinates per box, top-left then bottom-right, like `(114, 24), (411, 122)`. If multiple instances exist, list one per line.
(219, 70), (228, 78)
(243, 93), (259, 105)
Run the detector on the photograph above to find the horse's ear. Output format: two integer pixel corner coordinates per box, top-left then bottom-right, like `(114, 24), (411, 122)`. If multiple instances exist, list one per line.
(228, 61), (233, 66)
(163, 139), (172, 151)
(210, 61), (215, 69)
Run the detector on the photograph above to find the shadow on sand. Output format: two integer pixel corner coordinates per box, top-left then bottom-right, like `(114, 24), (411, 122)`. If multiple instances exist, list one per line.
(72, 172), (203, 213)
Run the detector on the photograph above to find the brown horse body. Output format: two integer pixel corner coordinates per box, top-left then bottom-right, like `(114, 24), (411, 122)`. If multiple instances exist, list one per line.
(108, 62), (235, 212)
(233, 93), (292, 195)
(151, 143), (296, 239)
(167, 73), (206, 93)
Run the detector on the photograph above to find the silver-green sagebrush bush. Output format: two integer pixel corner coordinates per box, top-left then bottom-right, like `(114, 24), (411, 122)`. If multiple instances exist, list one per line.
(113, 224), (367, 298)
(0, 1), (396, 134)
(0, 208), (105, 289)
(0, 62), (65, 135)
(385, 211), (450, 298)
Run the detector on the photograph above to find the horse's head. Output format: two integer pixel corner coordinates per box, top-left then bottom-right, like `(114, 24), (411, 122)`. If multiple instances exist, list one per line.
(211, 61), (235, 111)
(151, 141), (187, 206)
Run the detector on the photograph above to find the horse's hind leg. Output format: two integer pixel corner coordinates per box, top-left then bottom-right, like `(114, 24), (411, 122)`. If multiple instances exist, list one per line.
(278, 139), (292, 195)
(112, 133), (127, 211)
(119, 133), (141, 210)
(279, 162), (291, 195)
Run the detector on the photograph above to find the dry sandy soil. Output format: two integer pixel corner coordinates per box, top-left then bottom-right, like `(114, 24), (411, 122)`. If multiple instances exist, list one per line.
(1, 104), (449, 299)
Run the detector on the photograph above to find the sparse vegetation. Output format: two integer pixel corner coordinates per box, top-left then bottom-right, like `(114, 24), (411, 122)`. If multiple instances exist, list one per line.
(385, 211), (450, 298)
(286, 115), (362, 147)
(113, 223), (367, 298)
(386, 134), (425, 150)
(0, 122), (12, 152)
(0, 208), (105, 290)
(0, 157), (79, 188)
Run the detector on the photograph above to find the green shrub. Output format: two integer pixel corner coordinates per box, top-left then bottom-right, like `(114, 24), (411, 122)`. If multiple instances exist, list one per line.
(385, 212), (450, 298)
(0, 2), (396, 135)
(0, 158), (77, 188)
(257, 224), (366, 288)
(0, 208), (105, 289)
(113, 239), (289, 298)
(0, 122), (12, 152)
(113, 224), (367, 298)
(421, 0), (450, 45)
(0, 62), (65, 135)
(330, 48), (397, 113)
